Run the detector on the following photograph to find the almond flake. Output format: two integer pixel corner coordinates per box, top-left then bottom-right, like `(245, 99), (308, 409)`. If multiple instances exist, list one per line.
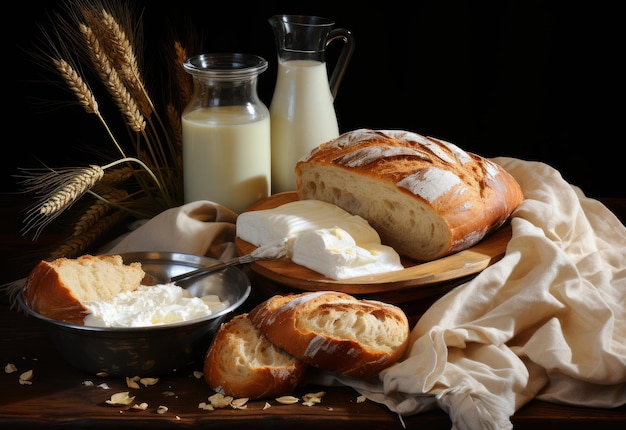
(198, 402), (214, 411)
(231, 398), (249, 409)
(208, 393), (233, 408)
(132, 402), (148, 410)
(96, 372), (109, 377)
(157, 405), (168, 414)
(125, 377), (140, 389)
(263, 402), (272, 410)
(356, 395), (366, 403)
(106, 391), (135, 405)
(276, 396), (299, 405)
(19, 369), (33, 383)
(139, 377), (158, 386)
(193, 371), (203, 379)
(5, 363), (17, 373)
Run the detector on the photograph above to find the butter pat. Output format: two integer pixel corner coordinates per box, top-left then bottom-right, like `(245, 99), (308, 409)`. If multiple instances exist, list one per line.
(292, 227), (404, 280)
(236, 200), (380, 250)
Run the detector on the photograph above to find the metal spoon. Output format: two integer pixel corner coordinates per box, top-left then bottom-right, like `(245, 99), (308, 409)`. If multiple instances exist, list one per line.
(168, 238), (289, 283)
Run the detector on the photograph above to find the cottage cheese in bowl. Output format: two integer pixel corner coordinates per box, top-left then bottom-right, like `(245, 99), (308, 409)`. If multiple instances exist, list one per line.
(83, 283), (228, 328)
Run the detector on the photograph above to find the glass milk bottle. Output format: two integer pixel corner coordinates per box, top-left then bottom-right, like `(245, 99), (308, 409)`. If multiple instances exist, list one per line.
(268, 15), (354, 194)
(182, 53), (271, 214)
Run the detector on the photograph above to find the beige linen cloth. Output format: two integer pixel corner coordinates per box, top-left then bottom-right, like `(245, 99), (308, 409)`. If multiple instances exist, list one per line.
(103, 157), (625, 429)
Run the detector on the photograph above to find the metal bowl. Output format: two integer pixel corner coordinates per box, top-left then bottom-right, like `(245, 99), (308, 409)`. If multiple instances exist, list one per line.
(17, 252), (251, 377)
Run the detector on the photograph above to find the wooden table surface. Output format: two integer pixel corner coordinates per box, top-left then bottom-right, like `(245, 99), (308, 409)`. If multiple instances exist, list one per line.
(1, 192), (625, 429)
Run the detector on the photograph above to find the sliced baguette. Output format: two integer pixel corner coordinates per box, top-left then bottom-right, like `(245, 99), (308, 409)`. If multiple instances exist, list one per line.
(204, 313), (306, 399)
(248, 291), (410, 377)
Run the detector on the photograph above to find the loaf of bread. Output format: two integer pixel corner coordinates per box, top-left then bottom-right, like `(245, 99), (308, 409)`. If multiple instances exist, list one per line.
(22, 254), (145, 325)
(204, 313), (306, 399)
(248, 291), (410, 377)
(295, 129), (524, 261)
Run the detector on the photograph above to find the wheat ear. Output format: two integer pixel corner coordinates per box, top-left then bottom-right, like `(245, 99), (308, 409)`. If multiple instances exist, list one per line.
(96, 9), (153, 118)
(79, 23), (146, 132)
(52, 58), (99, 114)
(39, 165), (105, 216)
(174, 40), (193, 106)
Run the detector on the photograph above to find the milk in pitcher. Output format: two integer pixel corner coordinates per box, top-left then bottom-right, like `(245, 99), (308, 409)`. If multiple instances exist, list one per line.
(270, 60), (340, 194)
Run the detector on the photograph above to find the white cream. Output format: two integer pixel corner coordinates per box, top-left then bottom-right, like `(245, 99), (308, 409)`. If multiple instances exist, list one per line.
(292, 227), (404, 280)
(82, 284), (228, 328)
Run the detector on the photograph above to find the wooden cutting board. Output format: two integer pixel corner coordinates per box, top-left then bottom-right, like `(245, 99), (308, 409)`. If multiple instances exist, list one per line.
(235, 192), (512, 295)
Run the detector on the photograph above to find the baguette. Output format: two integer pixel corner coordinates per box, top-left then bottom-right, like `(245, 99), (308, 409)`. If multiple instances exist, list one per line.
(22, 254), (145, 325)
(295, 128), (524, 261)
(248, 291), (410, 377)
(204, 313), (306, 399)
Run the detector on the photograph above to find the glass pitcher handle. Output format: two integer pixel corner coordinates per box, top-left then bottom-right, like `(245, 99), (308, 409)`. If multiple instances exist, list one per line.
(326, 28), (355, 99)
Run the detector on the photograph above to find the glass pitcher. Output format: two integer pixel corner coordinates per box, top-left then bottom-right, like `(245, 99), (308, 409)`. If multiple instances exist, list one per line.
(268, 15), (355, 194)
(181, 53), (271, 214)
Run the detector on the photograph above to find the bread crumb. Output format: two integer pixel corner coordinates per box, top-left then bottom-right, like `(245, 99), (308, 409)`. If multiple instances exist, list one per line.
(356, 395), (367, 403)
(193, 371), (203, 379)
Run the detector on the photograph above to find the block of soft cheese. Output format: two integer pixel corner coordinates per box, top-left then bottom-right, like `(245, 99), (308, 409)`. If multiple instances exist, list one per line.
(236, 200), (405, 280)
(236, 199), (381, 251)
(291, 227), (403, 279)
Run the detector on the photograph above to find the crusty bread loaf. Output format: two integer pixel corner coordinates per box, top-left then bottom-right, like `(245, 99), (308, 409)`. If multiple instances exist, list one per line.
(248, 291), (410, 378)
(204, 313), (306, 399)
(295, 128), (524, 261)
(22, 254), (145, 325)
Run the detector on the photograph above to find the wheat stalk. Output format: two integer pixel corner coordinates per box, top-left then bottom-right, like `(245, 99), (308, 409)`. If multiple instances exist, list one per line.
(73, 186), (129, 236)
(48, 210), (127, 260)
(19, 0), (191, 250)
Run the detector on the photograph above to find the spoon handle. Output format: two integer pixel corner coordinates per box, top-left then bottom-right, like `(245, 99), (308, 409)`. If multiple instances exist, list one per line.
(169, 255), (252, 283)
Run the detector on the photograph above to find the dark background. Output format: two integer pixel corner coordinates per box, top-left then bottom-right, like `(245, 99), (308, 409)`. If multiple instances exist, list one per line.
(6, 0), (624, 198)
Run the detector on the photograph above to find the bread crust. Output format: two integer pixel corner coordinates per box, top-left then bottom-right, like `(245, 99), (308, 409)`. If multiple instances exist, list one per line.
(23, 259), (90, 325)
(22, 254), (145, 325)
(295, 129), (524, 261)
(248, 291), (410, 378)
(204, 314), (306, 399)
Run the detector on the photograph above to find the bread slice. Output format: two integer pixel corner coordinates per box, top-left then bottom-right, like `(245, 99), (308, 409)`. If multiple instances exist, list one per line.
(248, 291), (410, 377)
(204, 313), (306, 399)
(22, 254), (145, 325)
(295, 128), (524, 261)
